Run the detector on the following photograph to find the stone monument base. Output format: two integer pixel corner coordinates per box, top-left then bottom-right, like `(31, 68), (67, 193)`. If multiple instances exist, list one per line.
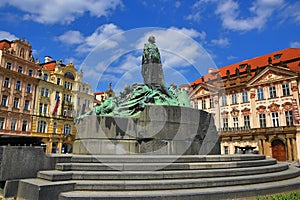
(73, 105), (220, 155)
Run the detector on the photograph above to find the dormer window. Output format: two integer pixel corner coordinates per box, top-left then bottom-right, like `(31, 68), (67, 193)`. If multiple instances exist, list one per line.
(274, 54), (282, 60)
(239, 64), (247, 69)
(43, 73), (48, 81)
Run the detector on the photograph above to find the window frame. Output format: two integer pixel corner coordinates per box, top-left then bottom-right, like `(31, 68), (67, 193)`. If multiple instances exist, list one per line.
(257, 88), (264, 100)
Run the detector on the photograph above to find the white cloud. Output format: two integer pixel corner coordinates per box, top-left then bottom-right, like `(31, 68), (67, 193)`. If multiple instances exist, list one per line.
(55, 31), (84, 45)
(78, 26), (215, 91)
(76, 23), (124, 53)
(1, 0), (122, 24)
(215, 0), (284, 31)
(211, 37), (230, 48)
(290, 41), (300, 48)
(0, 31), (17, 40)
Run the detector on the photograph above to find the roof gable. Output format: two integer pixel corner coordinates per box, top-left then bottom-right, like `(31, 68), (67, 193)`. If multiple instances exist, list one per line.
(247, 66), (298, 86)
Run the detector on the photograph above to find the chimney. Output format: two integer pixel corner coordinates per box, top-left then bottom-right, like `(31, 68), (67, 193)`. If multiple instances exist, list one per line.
(44, 56), (52, 63)
(208, 68), (215, 74)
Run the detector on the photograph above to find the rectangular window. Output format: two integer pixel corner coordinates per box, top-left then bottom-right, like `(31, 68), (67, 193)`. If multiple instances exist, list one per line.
(45, 89), (49, 97)
(222, 118), (228, 129)
(257, 88), (264, 100)
(232, 93), (237, 104)
(209, 98), (214, 108)
(202, 99), (206, 109)
(41, 88), (45, 96)
(282, 84), (290, 96)
(244, 115), (250, 128)
(0, 118), (4, 130)
(269, 86), (276, 98)
(43, 74), (48, 81)
(24, 100), (30, 110)
(16, 80), (21, 90)
(6, 62), (11, 70)
(11, 119), (17, 131)
(224, 146), (229, 154)
(1, 95), (8, 106)
(27, 84), (31, 93)
(242, 91), (248, 103)
(43, 104), (48, 114)
(285, 110), (294, 126)
(13, 97), (19, 108)
(194, 101), (198, 109)
(22, 120), (27, 132)
(222, 95), (227, 106)
(28, 70), (33, 77)
(259, 113), (266, 128)
(271, 112), (280, 127)
(233, 117), (239, 128)
(57, 78), (61, 85)
(39, 103), (43, 114)
(18, 66), (23, 73)
(4, 78), (10, 88)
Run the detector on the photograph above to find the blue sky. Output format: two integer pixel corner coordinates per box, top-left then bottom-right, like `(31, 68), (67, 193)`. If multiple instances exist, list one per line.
(0, 0), (299, 92)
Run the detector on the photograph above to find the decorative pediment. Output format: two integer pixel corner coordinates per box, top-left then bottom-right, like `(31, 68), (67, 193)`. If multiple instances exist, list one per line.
(189, 84), (210, 98)
(256, 105), (266, 113)
(268, 103), (280, 112)
(247, 66), (298, 86)
(241, 108), (251, 115)
(230, 108), (239, 117)
(282, 102), (292, 110)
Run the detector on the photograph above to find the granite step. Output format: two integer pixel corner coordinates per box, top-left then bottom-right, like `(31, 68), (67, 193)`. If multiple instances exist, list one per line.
(72, 166), (300, 191)
(70, 154), (266, 163)
(58, 175), (300, 200)
(38, 162), (288, 181)
(55, 158), (277, 171)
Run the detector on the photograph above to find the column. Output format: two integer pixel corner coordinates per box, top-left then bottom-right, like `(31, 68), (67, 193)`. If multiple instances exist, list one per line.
(46, 139), (52, 154)
(258, 139), (263, 154)
(287, 138), (292, 162)
(57, 140), (63, 154)
(292, 137), (298, 161)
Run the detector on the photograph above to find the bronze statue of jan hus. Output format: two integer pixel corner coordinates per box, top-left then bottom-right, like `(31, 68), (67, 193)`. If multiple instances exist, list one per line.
(141, 36), (165, 85)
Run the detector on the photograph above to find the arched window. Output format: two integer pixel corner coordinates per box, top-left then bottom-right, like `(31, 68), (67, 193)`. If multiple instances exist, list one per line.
(19, 48), (25, 58)
(63, 124), (71, 134)
(64, 72), (75, 80)
(37, 121), (47, 133)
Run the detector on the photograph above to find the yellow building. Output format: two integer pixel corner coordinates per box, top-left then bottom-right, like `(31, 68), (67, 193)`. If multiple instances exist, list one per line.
(32, 58), (94, 153)
(189, 48), (300, 162)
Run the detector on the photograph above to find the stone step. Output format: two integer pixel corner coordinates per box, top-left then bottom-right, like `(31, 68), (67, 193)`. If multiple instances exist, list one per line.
(55, 158), (277, 171)
(38, 162), (288, 181)
(58, 175), (300, 200)
(70, 154), (266, 163)
(72, 166), (300, 191)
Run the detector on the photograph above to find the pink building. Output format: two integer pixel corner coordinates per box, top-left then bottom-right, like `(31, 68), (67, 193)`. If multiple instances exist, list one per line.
(0, 39), (39, 144)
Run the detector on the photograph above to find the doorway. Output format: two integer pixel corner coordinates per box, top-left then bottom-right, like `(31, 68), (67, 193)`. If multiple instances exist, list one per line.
(271, 139), (286, 161)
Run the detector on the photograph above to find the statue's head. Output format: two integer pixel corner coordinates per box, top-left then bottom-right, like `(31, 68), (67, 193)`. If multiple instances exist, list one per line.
(148, 36), (156, 44)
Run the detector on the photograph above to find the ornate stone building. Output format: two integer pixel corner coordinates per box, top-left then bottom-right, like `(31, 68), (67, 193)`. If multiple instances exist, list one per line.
(189, 48), (300, 161)
(0, 39), (39, 144)
(0, 39), (95, 153)
(32, 58), (94, 153)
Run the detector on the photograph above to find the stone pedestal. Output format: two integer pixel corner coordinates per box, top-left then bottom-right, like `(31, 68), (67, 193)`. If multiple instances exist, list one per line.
(73, 105), (220, 155)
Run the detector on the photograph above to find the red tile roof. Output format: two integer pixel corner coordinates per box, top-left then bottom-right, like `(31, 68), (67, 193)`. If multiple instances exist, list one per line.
(0, 40), (11, 50)
(191, 48), (300, 86)
(41, 61), (56, 71)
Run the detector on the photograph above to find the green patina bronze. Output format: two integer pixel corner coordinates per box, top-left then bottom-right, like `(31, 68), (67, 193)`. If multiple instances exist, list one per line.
(142, 36), (161, 65)
(75, 36), (190, 122)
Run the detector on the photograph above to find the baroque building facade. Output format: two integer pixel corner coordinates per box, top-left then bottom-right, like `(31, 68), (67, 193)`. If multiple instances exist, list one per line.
(0, 39), (95, 153)
(0, 39), (39, 144)
(32, 58), (94, 153)
(189, 48), (300, 162)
